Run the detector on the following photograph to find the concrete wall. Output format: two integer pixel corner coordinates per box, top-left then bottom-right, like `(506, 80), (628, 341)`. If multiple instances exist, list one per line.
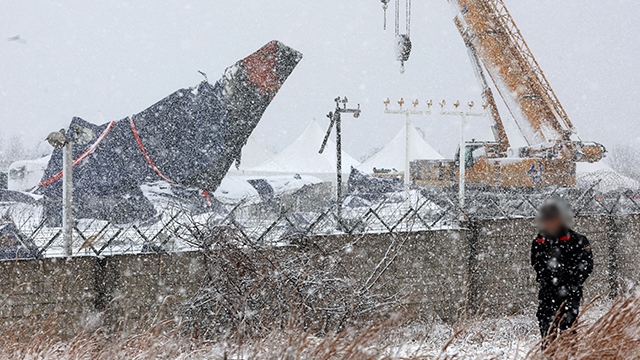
(615, 214), (640, 288)
(0, 256), (96, 331)
(96, 252), (204, 331)
(0, 252), (204, 332)
(469, 217), (539, 315)
(0, 214), (637, 330)
(327, 214), (626, 320)
(320, 230), (469, 321)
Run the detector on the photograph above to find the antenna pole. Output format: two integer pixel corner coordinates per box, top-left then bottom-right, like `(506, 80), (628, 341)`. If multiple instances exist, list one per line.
(440, 101), (487, 212)
(459, 112), (466, 210)
(319, 97), (361, 227)
(383, 98), (432, 203)
(62, 141), (73, 257)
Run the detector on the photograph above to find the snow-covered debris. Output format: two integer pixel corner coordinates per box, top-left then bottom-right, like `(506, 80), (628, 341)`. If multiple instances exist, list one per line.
(215, 174), (322, 201)
(8, 154), (50, 191)
(214, 176), (260, 199)
(576, 161), (640, 192)
(0, 219), (40, 259)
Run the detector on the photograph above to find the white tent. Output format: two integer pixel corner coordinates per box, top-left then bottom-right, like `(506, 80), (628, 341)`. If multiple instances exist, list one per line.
(358, 124), (444, 173)
(250, 119), (360, 177)
(577, 161), (640, 193)
(236, 135), (275, 170)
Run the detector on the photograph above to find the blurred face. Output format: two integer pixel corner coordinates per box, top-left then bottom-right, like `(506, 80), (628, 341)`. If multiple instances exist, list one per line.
(541, 216), (564, 236)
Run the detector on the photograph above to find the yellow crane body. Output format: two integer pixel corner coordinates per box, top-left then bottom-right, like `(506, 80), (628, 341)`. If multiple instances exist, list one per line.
(410, 0), (606, 188)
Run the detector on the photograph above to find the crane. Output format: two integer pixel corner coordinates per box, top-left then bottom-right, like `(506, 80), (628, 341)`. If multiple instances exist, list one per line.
(382, 0), (606, 187)
(449, 0), (605, 162)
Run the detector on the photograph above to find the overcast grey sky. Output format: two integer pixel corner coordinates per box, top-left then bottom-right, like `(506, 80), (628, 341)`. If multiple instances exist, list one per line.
(1, 0), (639, 160)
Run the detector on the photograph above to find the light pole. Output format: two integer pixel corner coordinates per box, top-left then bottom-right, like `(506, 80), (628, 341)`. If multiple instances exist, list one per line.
(383, 98), (433, 200)
(319, 97), (361, 222)
(439, 101), (487, 210)
(46, 125), (95, 256)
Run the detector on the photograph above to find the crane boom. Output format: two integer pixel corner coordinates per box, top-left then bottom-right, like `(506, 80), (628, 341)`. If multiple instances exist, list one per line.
(448, 0), (605, 163)
(480, 0), (574, 135)
(450, 0), (571, 146)
(454, 16), (510, 153)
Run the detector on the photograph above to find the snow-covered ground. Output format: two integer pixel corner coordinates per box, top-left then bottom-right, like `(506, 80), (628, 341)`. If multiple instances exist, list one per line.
(386, 314), (538, 359)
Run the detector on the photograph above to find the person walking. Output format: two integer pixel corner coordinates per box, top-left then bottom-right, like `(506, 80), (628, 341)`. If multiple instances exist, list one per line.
(531, 198), (593, 340)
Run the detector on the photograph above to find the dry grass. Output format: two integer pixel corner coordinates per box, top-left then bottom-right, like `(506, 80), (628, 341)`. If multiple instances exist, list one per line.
(0, 318), (196, 359)
(0, 314), (405, 359)
(527, 293), (640, 360)
(0, 293), (638, 359)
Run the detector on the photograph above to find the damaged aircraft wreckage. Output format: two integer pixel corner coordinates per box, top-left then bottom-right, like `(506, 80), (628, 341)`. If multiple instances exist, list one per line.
(36, 40), (302, 225)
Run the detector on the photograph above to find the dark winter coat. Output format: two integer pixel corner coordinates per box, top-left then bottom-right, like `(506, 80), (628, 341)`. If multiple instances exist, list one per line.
(531, 229), (594, 289)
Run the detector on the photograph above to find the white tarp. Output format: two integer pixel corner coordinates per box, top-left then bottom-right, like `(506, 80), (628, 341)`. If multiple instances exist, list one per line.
(250, 119), (360, 174)
(214, 176), (260, 199)
(214, 174), (323, 200)
(577, 161), (640, 192)
(8, 155), (51, 191)
(358, 123), (444, 173)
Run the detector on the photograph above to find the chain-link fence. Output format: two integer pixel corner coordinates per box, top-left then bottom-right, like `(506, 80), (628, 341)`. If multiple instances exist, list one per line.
(2, 181), (640, 259)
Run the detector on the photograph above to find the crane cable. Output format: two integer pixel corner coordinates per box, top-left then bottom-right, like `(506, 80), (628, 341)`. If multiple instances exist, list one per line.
(407, 0), (411, 37)
(395, 0), (400, 36)
(394, 0), (411, 37)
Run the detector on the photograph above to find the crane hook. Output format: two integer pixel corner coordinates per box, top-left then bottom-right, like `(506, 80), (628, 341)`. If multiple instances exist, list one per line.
(395, 34), (411, 74)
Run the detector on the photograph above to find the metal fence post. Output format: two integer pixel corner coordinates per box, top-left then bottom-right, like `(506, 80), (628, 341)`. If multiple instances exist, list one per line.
(465, 218), (481, 314)
(606, 215), (620, 299)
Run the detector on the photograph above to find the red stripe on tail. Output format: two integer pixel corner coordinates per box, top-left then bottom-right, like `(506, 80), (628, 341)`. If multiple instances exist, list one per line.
(129, 116), (177, 185)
